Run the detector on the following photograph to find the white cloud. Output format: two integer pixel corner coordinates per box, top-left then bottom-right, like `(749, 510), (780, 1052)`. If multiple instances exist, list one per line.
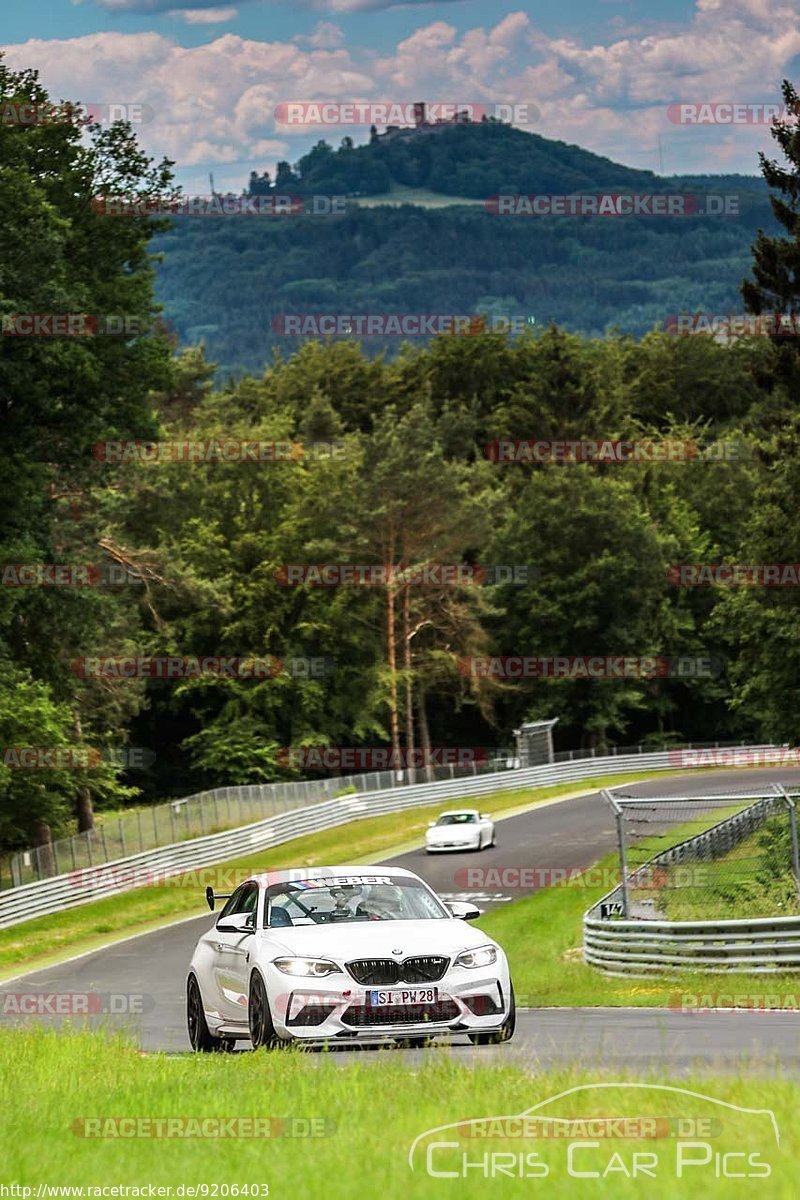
(294, 22), (345, 51)
(5, 0), (800, 187)
(167, 7), (238, 23)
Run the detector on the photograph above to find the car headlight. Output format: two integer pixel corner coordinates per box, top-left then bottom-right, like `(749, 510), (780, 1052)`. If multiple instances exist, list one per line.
(454, 944), (498, 969)
(272, 957), (340, 977)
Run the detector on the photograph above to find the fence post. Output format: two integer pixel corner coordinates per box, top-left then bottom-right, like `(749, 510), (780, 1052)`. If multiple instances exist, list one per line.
(776, 784), (800, 889)
(602, 789), (629, 918)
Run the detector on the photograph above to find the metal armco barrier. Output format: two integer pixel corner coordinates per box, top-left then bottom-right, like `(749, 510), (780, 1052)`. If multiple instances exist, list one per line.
(584, 912), (800, 975)
(585, 782), (800, 975)
(0, 746), (751, 930)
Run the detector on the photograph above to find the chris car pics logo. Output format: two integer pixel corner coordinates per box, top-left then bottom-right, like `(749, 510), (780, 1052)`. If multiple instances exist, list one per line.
(408, 1083), (779, 1180)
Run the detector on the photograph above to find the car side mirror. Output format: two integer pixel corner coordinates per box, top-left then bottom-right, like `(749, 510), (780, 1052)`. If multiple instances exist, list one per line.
(427, 821), (436, 827)
(216, 911), (255, 934)
(448, 901), (482, 920)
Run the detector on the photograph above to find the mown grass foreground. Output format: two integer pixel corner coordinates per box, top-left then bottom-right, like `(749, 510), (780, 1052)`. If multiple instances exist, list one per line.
(0, 1028), (796, 1198)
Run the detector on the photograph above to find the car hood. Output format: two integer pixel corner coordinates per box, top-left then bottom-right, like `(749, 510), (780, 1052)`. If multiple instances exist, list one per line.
(260, 918), (494, 961)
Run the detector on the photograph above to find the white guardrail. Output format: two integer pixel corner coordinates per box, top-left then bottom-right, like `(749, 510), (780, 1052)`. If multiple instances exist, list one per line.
(0, 744), (786, 931)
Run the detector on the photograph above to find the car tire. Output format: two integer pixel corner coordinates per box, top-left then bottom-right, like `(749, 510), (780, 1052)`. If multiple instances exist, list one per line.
(468, 983), (516, 1046)
(249, 970), (282, 1050)
(187, 975), (235, 1053)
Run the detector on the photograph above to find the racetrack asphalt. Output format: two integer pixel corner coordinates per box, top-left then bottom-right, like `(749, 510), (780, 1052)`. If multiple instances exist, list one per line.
(3, 768), (800, 1072)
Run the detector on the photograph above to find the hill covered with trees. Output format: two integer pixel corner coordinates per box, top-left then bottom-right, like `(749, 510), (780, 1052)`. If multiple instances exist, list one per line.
(153, 120), (776, 377)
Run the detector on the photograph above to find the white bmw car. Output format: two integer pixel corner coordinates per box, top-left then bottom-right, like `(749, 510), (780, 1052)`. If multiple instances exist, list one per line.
(186, 865), (515, 1051)
(425, 809), (496, 853)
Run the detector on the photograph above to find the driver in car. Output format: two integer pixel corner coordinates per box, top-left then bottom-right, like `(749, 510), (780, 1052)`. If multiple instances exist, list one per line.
(355, 884), (404, 921)
(329, 884), (363, 920)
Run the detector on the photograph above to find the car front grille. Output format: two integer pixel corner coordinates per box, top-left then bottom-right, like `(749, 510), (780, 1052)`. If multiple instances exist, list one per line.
(341, 1000), (460, 1027)
(346, 956), (449, 986)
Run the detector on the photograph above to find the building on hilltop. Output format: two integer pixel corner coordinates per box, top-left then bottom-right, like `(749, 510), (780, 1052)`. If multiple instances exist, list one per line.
(378, 101), (479, 142)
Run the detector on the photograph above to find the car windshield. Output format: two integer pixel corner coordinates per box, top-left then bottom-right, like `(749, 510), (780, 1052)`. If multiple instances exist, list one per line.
(265, 875), (448, 926)
(436, 813), (477, 825)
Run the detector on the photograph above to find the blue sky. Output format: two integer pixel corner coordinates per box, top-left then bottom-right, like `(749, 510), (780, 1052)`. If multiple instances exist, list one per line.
(2, 1), (798, 193)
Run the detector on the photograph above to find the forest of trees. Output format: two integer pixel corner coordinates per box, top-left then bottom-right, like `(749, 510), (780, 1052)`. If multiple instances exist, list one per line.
(3, 58), (800, 865)
(154, 120), (777, 377)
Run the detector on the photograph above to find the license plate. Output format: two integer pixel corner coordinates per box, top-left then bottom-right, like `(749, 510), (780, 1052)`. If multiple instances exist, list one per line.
(367, 987), (437, 1006)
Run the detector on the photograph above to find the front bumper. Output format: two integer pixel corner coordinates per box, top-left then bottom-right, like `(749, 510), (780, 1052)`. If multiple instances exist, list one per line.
(426, 837), (480, 852)
(237, 964), (512, 1043)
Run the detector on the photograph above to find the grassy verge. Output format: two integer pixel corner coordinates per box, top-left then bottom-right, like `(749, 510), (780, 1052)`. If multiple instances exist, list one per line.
(0, 772), (671, 980)
(0, 1029), (795, 1198)
(477, 843), (800, 1006)
(662, 814), (800, 921)
(351, 183), (484, 208)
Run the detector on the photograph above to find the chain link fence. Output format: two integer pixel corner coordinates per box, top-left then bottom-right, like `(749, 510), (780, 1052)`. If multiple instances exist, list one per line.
(2, 752), (518, 889)
(603, 784), (800, 921)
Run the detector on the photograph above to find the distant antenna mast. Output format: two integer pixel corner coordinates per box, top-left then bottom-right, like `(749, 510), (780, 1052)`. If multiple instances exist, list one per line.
(209, 171), (216, 197)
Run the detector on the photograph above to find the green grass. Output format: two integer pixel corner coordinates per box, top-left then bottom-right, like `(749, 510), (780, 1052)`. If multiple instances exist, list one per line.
(351, 182), (484, 208)
(661, 817), (800, 922)
(0, 1028), (795, 1197)
(0, 772), (670, 980)
(477, 844), (800, 1006)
